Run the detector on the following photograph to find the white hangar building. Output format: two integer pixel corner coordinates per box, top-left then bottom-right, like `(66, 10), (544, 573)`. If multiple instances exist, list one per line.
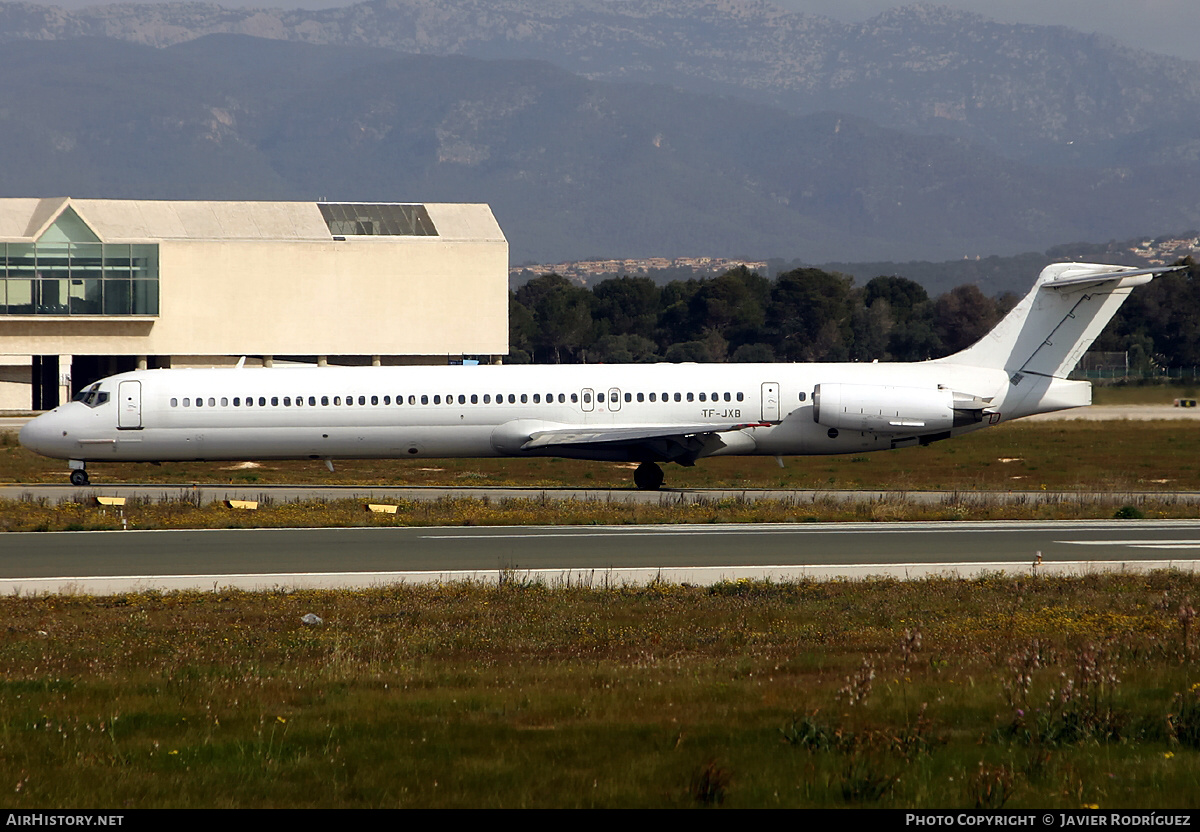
(0, 197), (509, 409)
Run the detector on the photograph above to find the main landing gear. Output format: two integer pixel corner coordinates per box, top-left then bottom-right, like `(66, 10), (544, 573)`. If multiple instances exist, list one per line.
(633, 461), (665, 491)
(68, 462), (89, 487)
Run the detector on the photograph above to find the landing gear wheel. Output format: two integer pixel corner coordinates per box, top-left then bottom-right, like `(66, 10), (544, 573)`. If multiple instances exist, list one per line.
(69, 469), (90, 487)
(633, 461), (664, 491)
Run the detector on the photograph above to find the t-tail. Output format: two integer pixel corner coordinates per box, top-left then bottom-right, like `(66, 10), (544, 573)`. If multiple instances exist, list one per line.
(936, 263), (1181, 419)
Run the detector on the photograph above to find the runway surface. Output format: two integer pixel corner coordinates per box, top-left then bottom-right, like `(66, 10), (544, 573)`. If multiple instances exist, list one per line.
(1, 519), (1197, 594)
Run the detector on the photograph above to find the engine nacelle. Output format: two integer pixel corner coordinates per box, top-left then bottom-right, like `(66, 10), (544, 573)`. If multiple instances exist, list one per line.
(812, 383), (956, 433)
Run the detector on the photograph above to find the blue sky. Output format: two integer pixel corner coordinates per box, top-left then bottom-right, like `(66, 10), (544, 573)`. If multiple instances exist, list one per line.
(25, 1), (1200, 62)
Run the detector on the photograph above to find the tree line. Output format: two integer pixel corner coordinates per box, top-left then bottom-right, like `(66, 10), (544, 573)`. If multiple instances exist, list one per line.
(508, 260), (1200, 370)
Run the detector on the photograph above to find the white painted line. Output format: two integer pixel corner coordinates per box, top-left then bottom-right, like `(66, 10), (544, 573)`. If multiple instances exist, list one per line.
(2, 561), (1196, 595)
(1057, 539), (1200, 546)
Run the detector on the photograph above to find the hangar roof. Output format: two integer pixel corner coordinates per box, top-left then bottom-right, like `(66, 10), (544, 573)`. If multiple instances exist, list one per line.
(0, 198), (504, 243)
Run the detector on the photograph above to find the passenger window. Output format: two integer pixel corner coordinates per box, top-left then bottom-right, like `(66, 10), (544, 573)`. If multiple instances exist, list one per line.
(258, 397), (266, 406)
(421, 395), (429, 405)
(571, 393), (578, 403)
(799, 392), (807, 402)
(724, 393), (731, 402)
(625, 393), (631, 402)
(699, 393), (706, 402)
(637, 393), (644, 402)
(283, 397), (291, 406)
(434, 395), (441, 404)
(458, 395), (466, 404)
(508, 394), (516, 404)
(471, 394), (478, 404)
(271, 397), (279, 406)
(183, 398), (190, 407)
(687, 393), (694, 402)
(207, 397), (214, 407)
(409, 395), (416, 405)
(583, 392), (592, 404)
(533, 394), (541, 404)
(674, 393), (681, 402)
(195, 397), (203, 408)
(558, 394), (566, 403)
(383, 396), (390, 405)
(359, 396), (366, 406)
(234, 398), (241, 407)
(737, 392), (744, 402)
(649, 393), (656, 402)
(483, 394), (491, 404)
(170, 398), (178, 407)
(371, 396), (379, 405)
(520, 394), (528, 403)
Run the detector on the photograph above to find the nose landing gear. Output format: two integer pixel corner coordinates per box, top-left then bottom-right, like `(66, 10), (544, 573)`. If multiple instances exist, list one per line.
(68, 462), (89, 487)
(633, 461), (664, 491)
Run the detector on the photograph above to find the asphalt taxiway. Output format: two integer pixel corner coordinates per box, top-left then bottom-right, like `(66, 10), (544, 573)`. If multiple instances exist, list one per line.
(1, 519), (1197, 595)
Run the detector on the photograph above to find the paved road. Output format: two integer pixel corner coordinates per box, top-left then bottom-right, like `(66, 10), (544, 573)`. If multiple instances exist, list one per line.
(1, 520), (1197, 594)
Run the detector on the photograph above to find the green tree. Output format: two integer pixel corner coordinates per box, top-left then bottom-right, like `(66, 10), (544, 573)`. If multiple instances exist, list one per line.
(767, 268), (855, 361)
(933, 284), (1000, 354)
(590, 276), (661, 339)
(514, 274), (594, 363)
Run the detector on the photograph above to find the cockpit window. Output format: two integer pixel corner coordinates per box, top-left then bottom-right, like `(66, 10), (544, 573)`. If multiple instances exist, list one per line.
(72, 385), (109, 408)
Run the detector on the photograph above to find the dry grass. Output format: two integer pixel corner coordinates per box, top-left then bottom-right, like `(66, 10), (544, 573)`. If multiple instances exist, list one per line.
(5, 419), (1200, 492)
(1, 490), (1199, 532)
(1, 573), (1198, 808)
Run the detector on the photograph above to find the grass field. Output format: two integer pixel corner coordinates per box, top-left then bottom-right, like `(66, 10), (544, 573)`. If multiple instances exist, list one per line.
(5, 417), (1200, 493)
(1, 575), (1198, 808)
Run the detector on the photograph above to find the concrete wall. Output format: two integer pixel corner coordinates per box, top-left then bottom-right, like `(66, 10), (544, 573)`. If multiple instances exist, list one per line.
(0, 236), (508, 357)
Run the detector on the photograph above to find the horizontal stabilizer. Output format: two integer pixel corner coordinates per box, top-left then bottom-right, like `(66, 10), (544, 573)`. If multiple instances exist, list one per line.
(1044, 265), (1182, 291)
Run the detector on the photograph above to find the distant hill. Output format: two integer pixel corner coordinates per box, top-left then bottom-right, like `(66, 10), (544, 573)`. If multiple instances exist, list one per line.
(2, 33), (1200, 264)
(3, 0), (1200, 165)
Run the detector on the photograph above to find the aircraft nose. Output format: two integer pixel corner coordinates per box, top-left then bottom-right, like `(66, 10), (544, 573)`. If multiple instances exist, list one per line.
(19, 412), (67, 458)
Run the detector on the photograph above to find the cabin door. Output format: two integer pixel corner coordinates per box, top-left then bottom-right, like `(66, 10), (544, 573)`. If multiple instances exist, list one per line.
(761, 382), (780, 422)
(581, 388), (595, 412)
(117, 380), (142, 429)
(608, 388), (622, 412)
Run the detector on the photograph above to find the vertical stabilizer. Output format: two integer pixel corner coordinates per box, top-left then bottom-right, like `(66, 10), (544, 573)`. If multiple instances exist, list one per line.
(937, 263), (1167, 378)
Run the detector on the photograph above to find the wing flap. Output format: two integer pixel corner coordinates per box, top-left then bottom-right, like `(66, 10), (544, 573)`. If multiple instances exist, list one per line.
(522, 421), (769, 450)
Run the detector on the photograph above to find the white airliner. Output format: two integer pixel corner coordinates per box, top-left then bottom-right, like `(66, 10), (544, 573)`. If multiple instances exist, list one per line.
(19, 263), (1175, 489)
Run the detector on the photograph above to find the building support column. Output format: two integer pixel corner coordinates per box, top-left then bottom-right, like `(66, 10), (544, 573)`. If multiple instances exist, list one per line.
(262, 356), (273, 368)
(371, 355), (381, 367)
(58, 355), (72, 403)
(136, 355), (148, 371)
(317, 356), (328, 367)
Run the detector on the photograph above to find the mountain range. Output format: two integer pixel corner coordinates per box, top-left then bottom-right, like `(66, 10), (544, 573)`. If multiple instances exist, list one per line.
(2, 0), (1199, 267)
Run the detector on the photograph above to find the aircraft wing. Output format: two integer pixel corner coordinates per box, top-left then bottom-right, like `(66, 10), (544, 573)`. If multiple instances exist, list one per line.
(521, 421), (770, 450)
